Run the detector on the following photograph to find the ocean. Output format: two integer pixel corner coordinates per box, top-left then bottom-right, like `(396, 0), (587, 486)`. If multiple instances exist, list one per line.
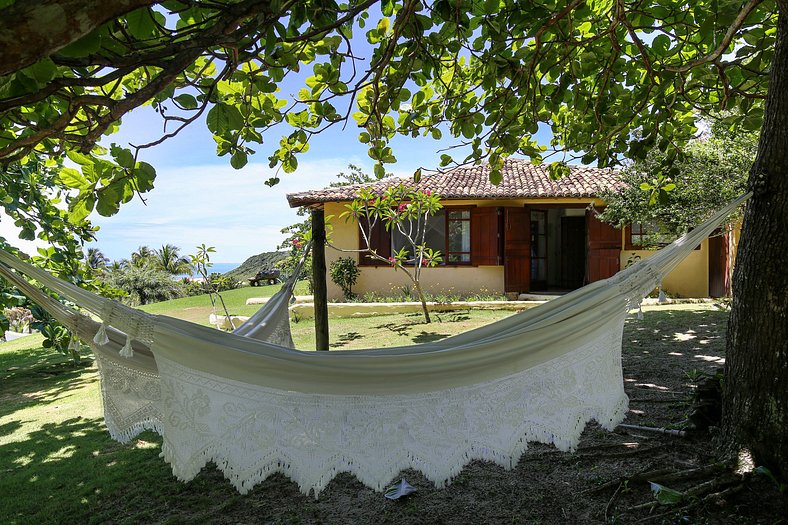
(207, 262), (241, 274)
(189, 262), (240, 278)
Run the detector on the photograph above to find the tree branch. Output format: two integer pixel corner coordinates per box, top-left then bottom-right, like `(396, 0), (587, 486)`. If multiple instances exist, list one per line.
(0, 0), (160, 76)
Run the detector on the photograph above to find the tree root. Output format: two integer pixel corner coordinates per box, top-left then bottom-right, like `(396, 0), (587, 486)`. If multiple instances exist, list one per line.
(629, 397), (690, 404)
(626, 472), (742, 522)
(573, 443), (669, 461)
(618, 424), (688, 437)
(586, 462), (730, 497)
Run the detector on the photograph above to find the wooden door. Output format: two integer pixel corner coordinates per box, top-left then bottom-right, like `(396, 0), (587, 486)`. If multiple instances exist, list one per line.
(708, 230), (730, 297)
(504, 207), (530, 293)
(560, 216), (586, 289)
(586, 211), (621, 282)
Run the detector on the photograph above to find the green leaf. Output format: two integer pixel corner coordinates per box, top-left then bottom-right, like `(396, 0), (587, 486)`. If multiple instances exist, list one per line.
(69, 194), (96, 224)
(126, 8), (157, 39)
(96, 185), (122, 216)
(58, 30), (102, 57)
(57, 168), (88, 189)
(489, 168), (503, 185)
(413, 168), (422, 182)
(66, 150), (94, 166)
(374, 163), (386, 179)
(230, 150), (248, 169)
(134, 162), (156, 192)
(174, 93), (199, 109)
(206, 104), (244, 134)
(649, 482), (685, 506)
(547, 162), (570, 180)
(652, 35), (671, 56)
(110, 145), (135, 169)
(20, 58), (57, 86)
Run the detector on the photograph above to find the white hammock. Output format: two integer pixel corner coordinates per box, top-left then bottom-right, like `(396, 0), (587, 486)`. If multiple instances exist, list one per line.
(0, 195), (747, 496)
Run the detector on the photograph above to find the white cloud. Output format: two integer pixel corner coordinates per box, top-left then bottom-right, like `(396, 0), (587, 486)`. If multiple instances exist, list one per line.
(88, 156), (367, 262)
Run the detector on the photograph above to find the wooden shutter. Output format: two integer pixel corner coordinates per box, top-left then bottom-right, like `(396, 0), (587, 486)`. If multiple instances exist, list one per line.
(586, 210), (621, 282)
(471, 207), (502, 266)
(358, 217), (391, 266)
(708, 229), (730, 297)
(504, 207), (530, 293)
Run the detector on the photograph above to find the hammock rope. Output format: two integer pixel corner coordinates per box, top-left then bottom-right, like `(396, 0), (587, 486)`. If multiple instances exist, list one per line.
(0, 194), (749, 496)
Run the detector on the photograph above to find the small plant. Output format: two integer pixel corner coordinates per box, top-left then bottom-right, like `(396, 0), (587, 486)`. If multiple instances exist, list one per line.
(329, 257), (360, 301)
(190, 244), (232, 329)
(3, 306), (34, 332)
(342, 184), (443, 323)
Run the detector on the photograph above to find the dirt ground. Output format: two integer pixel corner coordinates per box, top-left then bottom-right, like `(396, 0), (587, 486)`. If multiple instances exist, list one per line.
(97, 305), (787, 525)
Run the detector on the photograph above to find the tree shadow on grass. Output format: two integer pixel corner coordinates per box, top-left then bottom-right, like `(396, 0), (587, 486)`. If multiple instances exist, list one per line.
(330, 331), (364, 348)
(621, 307), (729, 427)
(0, 357), (97, 420)
(412, 331), (451, 344)
(0, 414), (173, 525)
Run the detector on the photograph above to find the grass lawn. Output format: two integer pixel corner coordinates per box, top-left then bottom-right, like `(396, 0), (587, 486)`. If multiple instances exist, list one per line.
(138, 281), (310, 325)
(2, 304), (783, 524)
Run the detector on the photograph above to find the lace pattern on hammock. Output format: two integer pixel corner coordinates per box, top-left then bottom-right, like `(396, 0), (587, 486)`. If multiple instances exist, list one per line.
(94, 351), (163, 442)
(154, 314), (629, 496)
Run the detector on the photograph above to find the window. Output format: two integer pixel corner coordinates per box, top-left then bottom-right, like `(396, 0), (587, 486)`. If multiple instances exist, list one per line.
(447, 210), (471, 263)
(629, 222), (677, 248)
(390, 208), (472, 265)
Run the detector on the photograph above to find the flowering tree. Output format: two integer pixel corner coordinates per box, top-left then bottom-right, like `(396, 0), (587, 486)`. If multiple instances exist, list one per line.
(342, 185), (442, 323)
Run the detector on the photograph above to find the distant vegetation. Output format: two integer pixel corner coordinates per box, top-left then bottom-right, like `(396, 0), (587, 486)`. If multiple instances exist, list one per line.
(223, 251), (288, 282)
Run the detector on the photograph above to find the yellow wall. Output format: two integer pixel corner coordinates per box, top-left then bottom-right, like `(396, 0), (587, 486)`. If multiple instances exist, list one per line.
(323, 198), (716, 300)
(620, 241), (710, 298)
(325, 201), (505, 300)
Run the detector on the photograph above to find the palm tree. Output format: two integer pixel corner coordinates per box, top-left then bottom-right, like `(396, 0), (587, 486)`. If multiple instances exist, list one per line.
(86, 248), (109, 270)
(130, 245), (154, 268)
(154, 244), (191, 275)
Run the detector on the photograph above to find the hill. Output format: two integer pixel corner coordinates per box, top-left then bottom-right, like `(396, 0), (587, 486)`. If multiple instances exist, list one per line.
(223, 251), (289, 283)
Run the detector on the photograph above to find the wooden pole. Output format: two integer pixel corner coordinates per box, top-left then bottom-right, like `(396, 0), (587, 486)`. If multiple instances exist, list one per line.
(311, 208), (329, 350)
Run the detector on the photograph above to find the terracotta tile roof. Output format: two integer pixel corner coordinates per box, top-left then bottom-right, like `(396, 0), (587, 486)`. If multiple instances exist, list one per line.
(287, 158), (622, 207)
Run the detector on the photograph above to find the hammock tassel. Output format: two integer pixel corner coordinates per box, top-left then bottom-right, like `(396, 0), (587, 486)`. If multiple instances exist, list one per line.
(119, 336), (134, 358)
(68, 335), (80, 354)
(93, 323), (110, 346)
(637, 305), (644, 320)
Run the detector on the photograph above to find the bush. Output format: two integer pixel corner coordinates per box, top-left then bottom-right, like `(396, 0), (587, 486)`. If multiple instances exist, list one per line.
(106, 266), (183, 305)
(3, 306), (34, 332)
(329, 257), (360, 300)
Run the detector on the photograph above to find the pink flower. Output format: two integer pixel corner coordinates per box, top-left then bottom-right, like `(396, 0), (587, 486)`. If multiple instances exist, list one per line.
(424, 190), (431, 196)
(388, 256), (396, 264)
(398, 203), (407, 212)
(292, 238), (303, 248)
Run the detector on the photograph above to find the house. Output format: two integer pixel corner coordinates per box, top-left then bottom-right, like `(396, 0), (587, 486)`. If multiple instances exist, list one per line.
(287, 159), (736, 301)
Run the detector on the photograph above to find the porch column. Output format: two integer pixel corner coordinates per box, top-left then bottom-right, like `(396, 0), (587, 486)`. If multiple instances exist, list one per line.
(311, 208), (329, 350)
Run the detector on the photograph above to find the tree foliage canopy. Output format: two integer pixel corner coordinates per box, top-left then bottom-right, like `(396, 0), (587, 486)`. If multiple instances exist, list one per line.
(0, 0), (777, 234)
(598, 121), (756, 239)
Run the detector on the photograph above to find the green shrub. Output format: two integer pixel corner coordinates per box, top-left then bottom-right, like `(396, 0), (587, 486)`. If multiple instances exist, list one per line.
(329, 257), (360, 300)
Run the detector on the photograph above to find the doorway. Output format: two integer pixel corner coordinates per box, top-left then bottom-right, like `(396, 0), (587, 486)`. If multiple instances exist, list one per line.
(529, 208), (587, 291)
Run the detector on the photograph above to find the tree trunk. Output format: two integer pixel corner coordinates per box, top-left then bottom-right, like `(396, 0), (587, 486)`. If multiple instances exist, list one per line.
(413, 280), (431, 323)
(722, 0), (788, 478)
(312, 209), (330, 351)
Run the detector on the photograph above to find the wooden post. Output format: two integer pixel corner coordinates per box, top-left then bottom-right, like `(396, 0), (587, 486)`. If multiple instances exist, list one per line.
(311, 208), (329, 351)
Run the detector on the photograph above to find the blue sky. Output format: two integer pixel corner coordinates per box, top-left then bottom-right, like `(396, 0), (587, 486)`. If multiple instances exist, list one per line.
(0, 105), (552, 263)
(0, 101), (473, 263)
(80, 106), (467, 263)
